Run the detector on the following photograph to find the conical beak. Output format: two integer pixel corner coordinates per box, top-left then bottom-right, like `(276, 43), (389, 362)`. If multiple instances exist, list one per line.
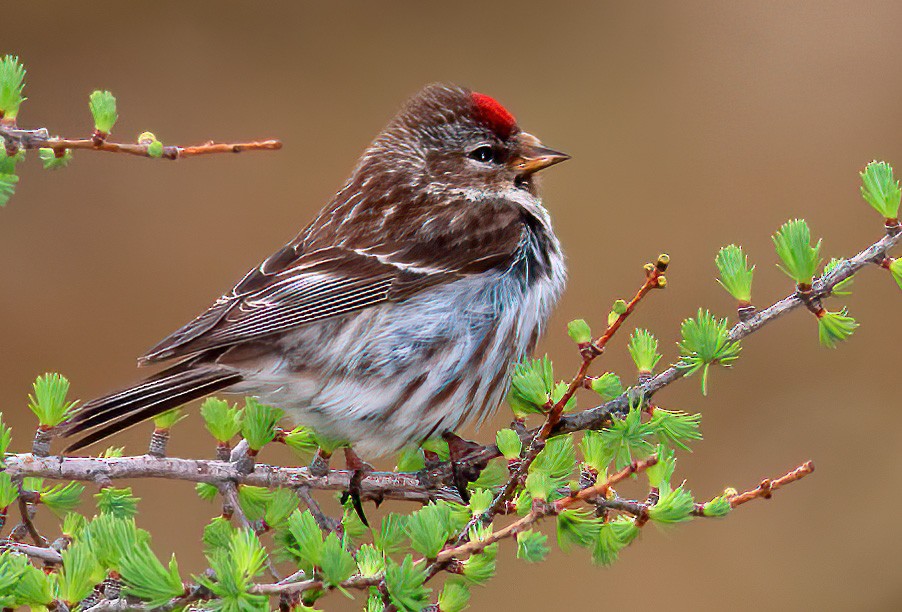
(514, 132), (570, 174)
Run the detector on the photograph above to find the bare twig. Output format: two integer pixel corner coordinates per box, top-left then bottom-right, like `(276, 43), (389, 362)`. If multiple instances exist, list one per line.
(0, 125), (281, 160)
(728, 460), (815, 507)
(0, 541), (63, 563)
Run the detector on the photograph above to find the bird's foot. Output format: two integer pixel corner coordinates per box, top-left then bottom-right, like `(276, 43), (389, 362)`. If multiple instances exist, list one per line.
(442, 432), (489, 504)
(308, 448), (331, 478)
(339, 447), (373, 526)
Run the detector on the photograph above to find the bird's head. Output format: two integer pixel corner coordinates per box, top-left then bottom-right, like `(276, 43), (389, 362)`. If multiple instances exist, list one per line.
(359, 84), (569, 200)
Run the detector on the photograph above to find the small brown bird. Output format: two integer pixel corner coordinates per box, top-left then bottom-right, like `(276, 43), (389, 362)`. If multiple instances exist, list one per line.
(64, 84), (568, 500)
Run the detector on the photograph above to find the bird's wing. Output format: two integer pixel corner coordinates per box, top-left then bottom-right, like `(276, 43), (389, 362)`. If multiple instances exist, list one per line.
(140, 218), (522, 364)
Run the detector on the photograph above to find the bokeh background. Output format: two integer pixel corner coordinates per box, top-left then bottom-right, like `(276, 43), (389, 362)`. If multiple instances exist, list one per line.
(2, 2), (901, 610)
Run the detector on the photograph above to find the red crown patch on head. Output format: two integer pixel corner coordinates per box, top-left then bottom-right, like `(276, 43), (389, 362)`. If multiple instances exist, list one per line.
(471, 92), (517, 138)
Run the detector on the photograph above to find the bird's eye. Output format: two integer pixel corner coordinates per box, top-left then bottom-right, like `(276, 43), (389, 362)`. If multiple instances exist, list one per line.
(468, 145), (495, 163)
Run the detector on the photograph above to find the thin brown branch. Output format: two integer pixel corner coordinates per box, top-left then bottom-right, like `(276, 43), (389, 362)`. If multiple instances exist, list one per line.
(558, 226), (902, 434)
(0, 125), (281, 160)
(434, 457), (658, 564)
(0, 540), (63, 563)
(728, 460), (815, 507)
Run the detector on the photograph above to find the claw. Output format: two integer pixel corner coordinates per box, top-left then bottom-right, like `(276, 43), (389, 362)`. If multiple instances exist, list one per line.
(442, 432), (488, 504)
(342, 447), (373, 527)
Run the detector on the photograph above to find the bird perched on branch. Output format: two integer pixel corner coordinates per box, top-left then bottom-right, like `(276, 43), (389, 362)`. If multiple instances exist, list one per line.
(64, 83), (569, 508)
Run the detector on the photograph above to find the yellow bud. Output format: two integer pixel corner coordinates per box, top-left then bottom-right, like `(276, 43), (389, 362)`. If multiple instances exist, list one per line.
(657, 275), (667, 288)
(723, 487), (738, 497)
(137, 131), (157, 145)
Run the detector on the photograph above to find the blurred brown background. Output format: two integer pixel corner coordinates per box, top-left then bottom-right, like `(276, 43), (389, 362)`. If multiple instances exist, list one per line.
(2, 2), (901, 610)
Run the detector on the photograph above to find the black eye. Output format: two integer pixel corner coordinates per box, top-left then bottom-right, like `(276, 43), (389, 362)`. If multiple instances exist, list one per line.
(468, 145), (495, 163)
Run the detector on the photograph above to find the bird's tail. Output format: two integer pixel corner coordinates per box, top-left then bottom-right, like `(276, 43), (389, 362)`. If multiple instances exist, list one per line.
(63, 362), (243, 453)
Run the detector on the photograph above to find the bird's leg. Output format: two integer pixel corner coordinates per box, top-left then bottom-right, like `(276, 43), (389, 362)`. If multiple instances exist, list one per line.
(442, 432), (489, 504)
(340, 447), (373, 526)
(308, 448), (331, 478)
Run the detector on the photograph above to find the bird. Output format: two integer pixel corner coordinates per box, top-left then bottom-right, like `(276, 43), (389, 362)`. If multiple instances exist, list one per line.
(63, 83), (569, 504)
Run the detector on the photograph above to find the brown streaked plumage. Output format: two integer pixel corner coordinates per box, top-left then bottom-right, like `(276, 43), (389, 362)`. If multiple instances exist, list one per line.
(64, 83), (569, 459)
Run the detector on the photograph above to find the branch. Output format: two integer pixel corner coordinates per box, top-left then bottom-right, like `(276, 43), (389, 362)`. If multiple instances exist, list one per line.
(558, 225), (902, 433)
(1, 454), (461, 503)
(1, 126), (281, 160)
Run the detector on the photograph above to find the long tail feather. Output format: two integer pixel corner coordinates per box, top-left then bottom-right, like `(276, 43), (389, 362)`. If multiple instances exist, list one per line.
(63, 365), (242, 453)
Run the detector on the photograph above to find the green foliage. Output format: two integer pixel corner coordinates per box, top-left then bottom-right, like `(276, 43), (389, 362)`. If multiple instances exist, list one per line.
(240, 397), (283, 452)
(772, 219), (822, 285)
(88, 90), (118, 134)
(384, 555), (431, 611)
(81, 514), (147, 572)
(119, 542), (185, 607)
(201, 397), (243, 443)
(406, 502), (452, 558)
(507, 356), (554, 416)
(860, 160), (901, 219)
(237, 485), (271, 521)
(0, 148), (23, 174)
(823, 258), (853, 296)
(649, 408), (702, 452)
(567, 318), (592, 344)
(0, 413), (11, 457)
(628, 328), (661, 373)
(286, 509), (323, 566)
(100, 445), (125, 458)
(355, 544), (384, 578)
(265, 488), (299, 529)
(579, 429), (611, 474)
(0, 55), (26, 119)
(39, 147), (73, 170)
(526, 435), (577, 500)
(677, 309), (742, 395)
(28, 372), (78, 427)
(645, 446), (676, 490)
(516, 529), (549, 563)
(203, 517), (235, 555)
(597, 405), (655, 470)
(153, 407), (186, 429)
(0, 172), (17, 207)
(148, 139), (164, 158)
(439, 580), (471, 612)
(495, 428), (522, 460)
(40, 481), (85, 515)
(196, 528), (268, 612)
(702, 494), (732, 517)
(396, 446), (426, 472)
(320, 532), (357, 588)
(468, 459), (507, 490)
(715, 244), (755, 303)
(0, 551), (55, 609)
(58, 541), (98, 605)
(62, 512), (87, 538)
(0, 472), (18, 508)
(592, 517), (639, 566)
(283, 425), (319, 457)
(889, 258), (902, 291)
(421, 437), (450, 460)
(551, 381), (577, 412)
(817, 308), (859, 348)
(461, 544), (497, 584)
(196, 482), (219, 501)
(9, 555), (54, 608)
(589, 372), (623, 401)
(648, 485), (695, 524)
(556, 509), (602, 551)
(468, 489), (494, 516)
(95, 486), (140, 518)
(374, 513), (408, 555)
